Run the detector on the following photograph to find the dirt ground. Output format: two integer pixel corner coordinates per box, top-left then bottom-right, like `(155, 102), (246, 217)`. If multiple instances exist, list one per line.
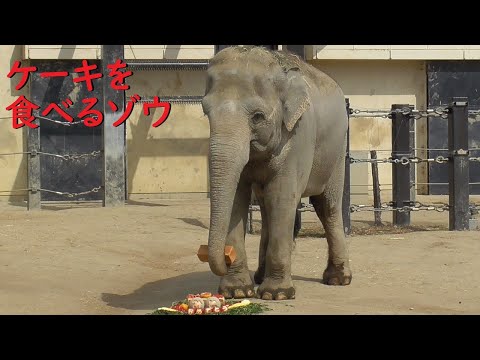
(0, 195), (479, 315)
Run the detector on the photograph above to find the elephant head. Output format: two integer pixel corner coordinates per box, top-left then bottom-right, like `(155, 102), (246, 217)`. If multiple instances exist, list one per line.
(202, 46), (312, 276)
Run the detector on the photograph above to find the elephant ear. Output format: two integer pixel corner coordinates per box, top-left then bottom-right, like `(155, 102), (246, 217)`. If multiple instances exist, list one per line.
(282, 68), (311, 132)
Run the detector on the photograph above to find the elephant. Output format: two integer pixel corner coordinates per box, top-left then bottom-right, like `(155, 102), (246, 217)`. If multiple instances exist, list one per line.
(202, 45), (352, 301)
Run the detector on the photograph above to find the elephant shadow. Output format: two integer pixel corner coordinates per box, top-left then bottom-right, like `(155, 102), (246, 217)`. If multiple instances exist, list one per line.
(101, 271), (219, 311)
(102, 271), (326, 312)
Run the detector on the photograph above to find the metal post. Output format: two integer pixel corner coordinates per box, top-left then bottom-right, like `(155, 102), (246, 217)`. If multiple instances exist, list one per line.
(409, 116), (416, 202)
(448, 97), (470, 230)
(370, 150), (382, 226)
(342, 98), (352, 235)
(102, 45), (126, 207)
(391, 104), (413, 226)
(294, 203), (302, 238)
(247, 207), (253, 234)
(27, 127), (41, 210)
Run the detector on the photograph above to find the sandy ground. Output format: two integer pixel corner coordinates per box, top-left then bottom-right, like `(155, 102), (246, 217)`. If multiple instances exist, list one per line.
(0, 195), (479, 315)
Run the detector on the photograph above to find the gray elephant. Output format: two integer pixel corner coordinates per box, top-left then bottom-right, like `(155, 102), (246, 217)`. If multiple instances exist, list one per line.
(202, 45), (352, 300)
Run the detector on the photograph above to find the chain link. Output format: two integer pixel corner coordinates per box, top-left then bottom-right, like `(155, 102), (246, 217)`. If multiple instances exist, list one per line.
(350, 157), (393, 164)
(0, 150), (102, 160)
(411, 107), (449, 119)
(349, 109), (392, 118)
(468, 110), (480, 120)
(350, 202), (450, 213)
(469, 157), (480, 162)
(471, 204), (480, 215)
(34, 114), (95, 126)
(37, 186), (103, 198)
(251, 202), (455, 214)
(348, 107), (465, 120)
(0, 186), (102, 197)
(37, 150), (102, 161)
(350, 156), (449, 165)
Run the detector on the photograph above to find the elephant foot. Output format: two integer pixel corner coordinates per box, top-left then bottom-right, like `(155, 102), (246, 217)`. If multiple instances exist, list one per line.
(256, 277), (295, 300)
(322, 262), (352, 286)
(218, 271), (255, 299)
(253, 267), (265, 285)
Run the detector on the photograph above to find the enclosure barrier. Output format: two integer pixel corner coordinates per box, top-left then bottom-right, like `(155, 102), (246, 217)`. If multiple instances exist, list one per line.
(247, 97), (480, 234)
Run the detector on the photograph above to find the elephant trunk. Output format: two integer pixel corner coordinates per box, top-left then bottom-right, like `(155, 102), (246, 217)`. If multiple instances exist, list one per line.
(208, 134), (249, 276)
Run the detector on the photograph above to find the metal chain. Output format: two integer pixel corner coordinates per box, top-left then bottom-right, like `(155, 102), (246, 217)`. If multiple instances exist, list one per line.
(0, 186), (102, 197)
(251, 202), (455, 213)
(348, 107), (480, 120)
(37, 150), (102, 161)
(471, 204), (480, 215)
(34, 114), (94, 126)
(0, 150), (102, 160)
(468, 110), (480, 120)
(350, 202), (450, 213)
(297, 204), (316, 213)
(349, 109), (392, 118)
(411, 107), (449, 119)
(350, 204), (392, 212)
(350, 156), (449, 165)
(350, 157), (393, 164)
(469, 157), (480, 162)
(37, 186), (103, 198)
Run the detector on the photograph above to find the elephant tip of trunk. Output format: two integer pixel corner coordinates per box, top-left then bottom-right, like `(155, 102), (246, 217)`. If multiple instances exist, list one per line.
(208, 260), (228, 277)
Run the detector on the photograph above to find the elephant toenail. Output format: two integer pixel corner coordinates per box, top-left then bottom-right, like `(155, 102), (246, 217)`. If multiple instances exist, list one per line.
(246, 289), (255, 297)
(261, 292), (273, 300)
(233, 289), (246, 298)
(275, 292), (287, 300)
(328, 278), (340, 285)
(220, 289), (233, 298)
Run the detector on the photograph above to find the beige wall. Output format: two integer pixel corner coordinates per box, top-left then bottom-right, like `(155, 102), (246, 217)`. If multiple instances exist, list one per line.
(310, 60), (427, 194)
(126, 70), (209, 196)
(0, 45), (29, 202)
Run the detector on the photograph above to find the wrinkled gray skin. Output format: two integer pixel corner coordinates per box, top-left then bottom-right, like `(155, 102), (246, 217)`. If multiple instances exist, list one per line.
(202, 46), (352, 300)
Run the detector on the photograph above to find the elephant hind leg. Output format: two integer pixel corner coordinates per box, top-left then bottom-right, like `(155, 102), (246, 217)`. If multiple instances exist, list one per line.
(310, 161), (352, 286)
(253, 184), (268, 285)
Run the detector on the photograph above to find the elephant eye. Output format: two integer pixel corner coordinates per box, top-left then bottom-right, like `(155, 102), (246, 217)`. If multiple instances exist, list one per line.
(251, 111), (266, 124)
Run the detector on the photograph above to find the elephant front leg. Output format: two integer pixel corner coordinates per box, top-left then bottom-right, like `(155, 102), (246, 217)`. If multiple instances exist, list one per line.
(257, 183), (298, 300)
(218, 179), (255, 299)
